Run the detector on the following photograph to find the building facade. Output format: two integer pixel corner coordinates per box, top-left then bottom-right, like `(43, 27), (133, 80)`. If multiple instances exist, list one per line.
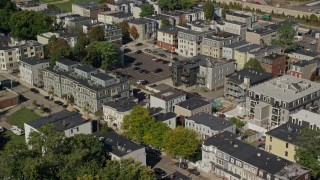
(234, 44), (261, 70)
(261, 54), (287, 77)
(174, 97), (211, 117)
(19, 58), (50, 86)
(72, 2), (101, 19)
(37, 31), (78, 48)
(222, 41), (250, 60)
(246, 28), (277, 45)
(149, 89), (186, 112)
(157, 26), (179, 52)
(289, 60), (318, 81)
(98, 12), (133, 24)
(128, 18), (157, 41)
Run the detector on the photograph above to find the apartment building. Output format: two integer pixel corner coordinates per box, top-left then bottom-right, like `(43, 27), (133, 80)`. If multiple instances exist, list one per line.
(265, 123), (303, 162)
(289, 60), (318, 81)
(19, 57), (50, 86)
(37, 31), (78, 48)
(16, 0), (47, 11)
(72, 2), (102, 19)
(98, 12), (133, 24)
(145, 14), (173, 28)
(83, 23), (122, 44)
(177, 8), (204, 22)
(246, 75), (320, 128)
(197, 58), (236, 91)
(261, 54), (287, 77)
(222, 41), (250, 60)
(234, 44), (262, 70)
(43, 60), (130, 112)
(171, 55), (207, 87)
(95, 131), (146, 165)
(200, 131), (311, 180)
(66, 16), (97, 32)
(149, 89), (186, 112)
(290, 109), (320, 129)
(292, 50), (320, 61)
(221, 21), (247, 40)
(202, 32), (240, 59)
(185, 113), (236, 139)
(106, 0), (134, 13)
(128, 18), (157, 41)
(174, 97), (211, 117)
(226, 12), (256, 29)
(225, 68), (273, 103)
(0, 40), (44, 71)
(247, 45), (282, 62)
(246, 28), (278, 45)
(156, 26), (180, 52)
(24, 110), (92, 143)
(153, 112), (177, 129)
(177, 26), (214, 57)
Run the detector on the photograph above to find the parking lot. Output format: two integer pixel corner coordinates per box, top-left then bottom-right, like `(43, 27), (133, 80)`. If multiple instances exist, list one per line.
(117, 52), (171, 85)
(296, 35), (318, 51)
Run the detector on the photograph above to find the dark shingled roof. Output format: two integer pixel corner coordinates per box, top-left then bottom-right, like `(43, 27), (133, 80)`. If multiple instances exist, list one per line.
(103, 98), (137, 112)
(75, 64), (96, 72)
(153, 89), (186, 100)
(95, 131), (144, 157)
(57, 59), (78, 66)
(187, 112), (234, 131)
(107, 12), (133, 18)
(158, 26), (180, 35)
(261, 53), (285, 65)
(223, 41), (249, 49)
(265, 123), (303, 145)
(292, 60), (317, 67)
(295, 50), (320, 57)
(176, 97), (210, 110)
(20, 57), (50, 66)
(91, 72), (114, 81)
(153, 112), (177, 122)
(163, 171), (191, 180)
(204, 131), (294, 176)
(227, 68), (273, 85)
(226, 12), (251, 18)
(26, 110), (90, 131)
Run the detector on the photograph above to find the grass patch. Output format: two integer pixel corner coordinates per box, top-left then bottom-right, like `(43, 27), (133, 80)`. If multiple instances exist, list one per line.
(7, 107), (41, 129)
(54, 0), (101, 11)
(4, 131), (25, 144)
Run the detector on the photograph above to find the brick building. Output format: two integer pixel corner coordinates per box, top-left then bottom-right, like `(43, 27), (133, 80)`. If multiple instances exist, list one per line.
(156, 26), (180, 52)
(261, 53), (286, 77)
(0, 89), (19, 109)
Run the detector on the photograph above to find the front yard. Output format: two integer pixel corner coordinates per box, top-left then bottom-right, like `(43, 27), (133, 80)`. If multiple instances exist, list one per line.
(7, 107), (41, 129)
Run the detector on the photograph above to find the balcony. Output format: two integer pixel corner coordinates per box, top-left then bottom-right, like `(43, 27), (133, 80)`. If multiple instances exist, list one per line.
(197, 73), (206, 79)
(180, 71), (190, 77)
(181, 77), (190, 83)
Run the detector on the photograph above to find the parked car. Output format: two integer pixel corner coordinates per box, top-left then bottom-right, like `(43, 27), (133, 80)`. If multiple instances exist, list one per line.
(155, 59), (162, 63)
(11, 126), (24, 135)
(133, 62), (143, 66)
(137, 80), (149, 85)
(173, 57), (179, 61)
(162, 60), (169, 64)
(139, 69), (146, 73)
(114, 71), (124, 76)
(188, 168), (200, 176)
(159, 54), (167, 58)
(124, 48), (131, 53)
(152, 51), (158, 55)
(0, 126), (4, 132)
(54, 100), (63, 106)
(172, 52), (178, 55)
(144, 48), (152, 53)
(122, 74), (133, 79)
(175, 162), (188, 169)
(30, 88), (39, 94)
(154, 168), (167, 177)
(135, 43), (143, 46)
(135, 50), (143, 54)
(153, 68), (163, 73)
(133, 67), (141, 71)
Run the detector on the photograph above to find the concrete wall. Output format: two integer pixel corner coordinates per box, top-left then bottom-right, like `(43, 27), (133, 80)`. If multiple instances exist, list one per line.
(265, 134), (296, 162)
(123, 147), (146, 165)
(64, 121), (92, 137)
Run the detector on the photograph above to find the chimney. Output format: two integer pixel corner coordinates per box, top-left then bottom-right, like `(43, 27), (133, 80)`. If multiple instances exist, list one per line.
(62, 120), (66, 127)
(170, 174), (176, 179)
(257, 153), (261, 157)
(229, 140), (234, 145)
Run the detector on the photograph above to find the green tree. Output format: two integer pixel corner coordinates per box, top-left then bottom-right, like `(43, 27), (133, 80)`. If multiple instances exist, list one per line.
(272, 23), (296, 50)
(163, 127), (200, 158)
(229, 117), (246, 129)
(118, 20), (130, 38)
(88, 26), (105, 42)
(10, 11), (54, 39)
(243, 58), (264, 72)
(140, 4), (155, 17)
(122, 105), (154, 142)
(130, 25), (139, 40)
(204, 2), (215, 20)
(222, 6), (229, 18)
(84, 41), (119, 70)
(73, 35), (90, 61)
(44, 35), (58, 58)
(49, 38), (71, 65)
(310, 14), (318, 21)
(295, 129), (320, 179)
(143, 122), (170, 149)
(0, 0), (16, 34)
(158, 0), (180, 10)
(160, 18), (171, 28)
(180, 0), (195, 9)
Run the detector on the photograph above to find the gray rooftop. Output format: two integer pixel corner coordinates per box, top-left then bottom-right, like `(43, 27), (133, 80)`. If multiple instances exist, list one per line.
(294, 50), (320, 57)
(158, 26), (180, 35)
(227, 68), (273, 85)
(163, 10), (186, 17)
(153, 112), (177, 122)
(69, 16), (94, 23)
(292, 60), (317, 67)
(226, 12), (251, 18)
(128, 18), (154, 25)
(42, 9), (68, 16)
(187, 112), (234, 130)
(223, 41), (249, 49)
(248, 75), (320, 102)
(74, 2), (100, 10)
(204, 131), (306, 177)
(95, 131), (144, 157)
(106, 12), (133, 18)
(266, 123), (303, 145)
(290, 109), (320, 127)
(145, 14), (171, 20)
(153, 89), (186, 100)
(247, 27), (276, 35)
(236, 44), (261, 53)
(224, 20), (247, 27)
(19, 57), (50, 66)
(103, 98), (137, 112)
(26, 110), (90, 131)
(75, 64), (96, 72)
(57, 59), (78, 66)
(176, 97), (210, 110)
(91, 72), (114, 81)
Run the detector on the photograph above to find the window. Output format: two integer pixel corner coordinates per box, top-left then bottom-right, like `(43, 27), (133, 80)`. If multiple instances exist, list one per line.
(269, 145), (272, 151)
(259, 171), (263, 177)
(231, 158), (234, 163)
(285, 151), (288, 156)
(286, 143), (289, 148)
(77, 127), (79, 132)
(267, 174), (271, 180)
(71, 129), (73, 134)
(270, 137), (272, 142)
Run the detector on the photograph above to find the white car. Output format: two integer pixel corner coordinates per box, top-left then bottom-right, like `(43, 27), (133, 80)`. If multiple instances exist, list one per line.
(168, 63), (173, 67)
(11, 126), (24, 135)
(0, 126), (4, 133)
(152, 57), (157, 61)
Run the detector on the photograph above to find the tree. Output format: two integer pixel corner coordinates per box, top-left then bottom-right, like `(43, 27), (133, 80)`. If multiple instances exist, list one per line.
(49, 38), (71, 65)
(0, 0), (16, 34)
(88, 26), (105, 42)
(204, 2), (215, 21)
(84, 41), (119, 70)
(143, 122), (170, 149)
(222, 5), (229, 18)
(130, 25), (139, 40)
(10, 11), (54, 39)
(118, 21), (130, 38)
(160, 18), (171, 28)
(158, 0), (180, 11)
(295, 129), (320, 179)
(272, 23), (296, 50)
(243, 58), (264, 72)
(310, 14), (318, 21)
(163, 127), (200, 159)
(180, 0), (195, 9)
(229, 117), (246, 129)
(73, 35), (90, 61)
(140, 4), (155, 17)
(122, 105), (154, 142)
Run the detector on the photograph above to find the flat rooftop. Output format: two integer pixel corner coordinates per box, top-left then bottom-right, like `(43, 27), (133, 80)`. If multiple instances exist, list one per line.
(0, 90), (19, 101)
(266, 123), (303, 145)
(152, 89), (186, 100)
(187, 112), (234, 131)
(227, 68), (273, 85)
(290, 109), (320, 127)
(103, 98), (137, 112)
(176, 97), (210, 110)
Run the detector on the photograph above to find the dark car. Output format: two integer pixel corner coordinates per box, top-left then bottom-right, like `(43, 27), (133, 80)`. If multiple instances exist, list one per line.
(43, 107), (51, 113)
(123, 48), (131, 53)
(172, 52), (178, 55)
(173, 57), (179, 61)
(188, 169), (200, 176)
(30, 88), (36, 92)
(159, 54), (167, 58)
(133, 67), (141, 71)
(133, 62), (143, 66)
(143, 70), (150, 74)
(54, 101), (63, 106)
(141, 80), (149, 85)
(153, 68), (163, 73)
(135, 43), (143, 46)
(144, 48), (152, 53)
(152, 51), (158, 55)
(139, 69), (146, 73)
(162, 60), (169, 64)
(155, 59), (162, 63)
(154, 168), (167, 177)
(135, 50), (143, 54)
(123, 74), (133, 79)
(175, 162), (188, 169)
(31, 88), (39, 93)
(114, 71), (124, 76)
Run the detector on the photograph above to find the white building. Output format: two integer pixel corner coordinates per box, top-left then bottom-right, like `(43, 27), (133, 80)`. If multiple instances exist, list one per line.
(19, 57), (50, 86)
(98, 11), (133, 24)
(153, 112), (177, 129)
(220, 21), (247, 40)
(37, 31), (78, 48)
(95, 131), (146, 165)
(149, 89), (186, 112)
(289, 109), (320, 130)
(292, 50), (320, 61)
(24, 110), (92, 143)
(103, 98), (138, 128)
(185, 112), (236, 139)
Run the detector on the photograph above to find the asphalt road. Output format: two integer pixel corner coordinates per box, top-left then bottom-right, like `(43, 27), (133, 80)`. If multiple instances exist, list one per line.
(117, 52), (171, 85)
